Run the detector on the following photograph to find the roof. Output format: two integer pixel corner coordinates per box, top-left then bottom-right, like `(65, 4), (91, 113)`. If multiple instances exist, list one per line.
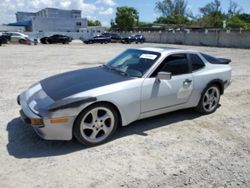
(8, 20), (32, 27)
(139, 47), (198, 54)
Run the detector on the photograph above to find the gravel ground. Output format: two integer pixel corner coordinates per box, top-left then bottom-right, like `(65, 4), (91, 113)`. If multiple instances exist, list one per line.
(0, 41), (249, 188)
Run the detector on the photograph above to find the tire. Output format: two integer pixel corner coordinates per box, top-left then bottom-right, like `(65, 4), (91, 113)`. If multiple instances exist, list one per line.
(19, 39), (26, 44)
(196, 84), (221, 114)
(73, 103), (119, 146)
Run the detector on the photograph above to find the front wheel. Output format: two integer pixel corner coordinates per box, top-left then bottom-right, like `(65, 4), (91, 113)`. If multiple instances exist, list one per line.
(73, 103), (119, 146)
(196, 85), (221, 114)
(19, 39), (26, 44)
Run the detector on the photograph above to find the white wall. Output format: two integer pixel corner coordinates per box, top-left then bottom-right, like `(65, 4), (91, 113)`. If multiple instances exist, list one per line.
(119, 30), (250, 49)
(0, 25), (25, 32)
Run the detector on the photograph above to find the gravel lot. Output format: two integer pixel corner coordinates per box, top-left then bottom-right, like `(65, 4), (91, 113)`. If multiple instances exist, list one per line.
(0, 41), (249, 188)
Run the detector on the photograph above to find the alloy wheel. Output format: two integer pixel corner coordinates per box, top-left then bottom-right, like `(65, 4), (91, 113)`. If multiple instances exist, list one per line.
(79, 107), (115, 143)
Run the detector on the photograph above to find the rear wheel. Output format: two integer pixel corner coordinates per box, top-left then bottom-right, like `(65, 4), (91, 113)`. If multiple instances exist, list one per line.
(74, 103), (119, 146)
(196, 85), (220, 114)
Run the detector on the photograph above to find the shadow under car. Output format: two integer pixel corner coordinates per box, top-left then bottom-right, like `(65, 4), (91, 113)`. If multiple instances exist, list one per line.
(6, 109), (201, 159)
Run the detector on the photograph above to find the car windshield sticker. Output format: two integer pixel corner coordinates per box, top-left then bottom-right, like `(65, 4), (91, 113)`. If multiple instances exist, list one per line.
(140, 54), (157, 60)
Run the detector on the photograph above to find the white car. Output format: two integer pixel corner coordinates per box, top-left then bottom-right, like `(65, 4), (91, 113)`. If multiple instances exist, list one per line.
(17, 47), (232, 145)
(3, 32), (34, 45)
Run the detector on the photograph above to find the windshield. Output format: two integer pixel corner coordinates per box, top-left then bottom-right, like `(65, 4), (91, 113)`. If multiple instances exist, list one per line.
(105, 49), (160, 78)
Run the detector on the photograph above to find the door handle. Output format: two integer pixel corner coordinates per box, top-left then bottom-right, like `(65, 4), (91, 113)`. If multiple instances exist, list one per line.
(184, 79), (192, 83)
(183, 79), (192, 86)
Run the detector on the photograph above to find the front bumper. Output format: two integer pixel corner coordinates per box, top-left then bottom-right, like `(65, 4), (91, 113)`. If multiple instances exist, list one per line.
(18, 92), (75, 141)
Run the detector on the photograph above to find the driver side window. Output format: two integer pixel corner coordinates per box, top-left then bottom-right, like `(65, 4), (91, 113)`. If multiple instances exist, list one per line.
(151, 54), (190, 77)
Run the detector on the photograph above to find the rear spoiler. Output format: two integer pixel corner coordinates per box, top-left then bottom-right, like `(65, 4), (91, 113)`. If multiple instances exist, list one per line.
(218, 58), (231, 64)
(201, 53), (231, 65)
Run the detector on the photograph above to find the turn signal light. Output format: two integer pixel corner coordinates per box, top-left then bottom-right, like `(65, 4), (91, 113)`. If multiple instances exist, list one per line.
(31, 118), (43, 125)
(50, 117), (69, 124)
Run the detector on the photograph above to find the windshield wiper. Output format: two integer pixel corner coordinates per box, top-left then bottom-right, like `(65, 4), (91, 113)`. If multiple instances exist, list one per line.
(102, 64), (110, 69)
(111, 68), (128, 76)
(103, 64), (128, 76)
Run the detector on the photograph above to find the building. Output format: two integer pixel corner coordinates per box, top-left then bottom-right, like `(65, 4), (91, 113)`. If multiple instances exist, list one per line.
(79, 26), (106, 37)
(0, 25), (25, 32)
(9, 8), (87, 32)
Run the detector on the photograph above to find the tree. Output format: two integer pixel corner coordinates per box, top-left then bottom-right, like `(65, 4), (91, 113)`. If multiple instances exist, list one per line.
(138, 22), (152, 28)
(200, 0), (221, 16)
(227, 0), (242, 18)
(155, 0), (189, 17)
(154, 15), (189, 25)
(94, 20), (101, 26)
(227, 16), (245, 29)
(154, 0), (191, 25)
(199, 0), (225, 27)
(87, 19), (102, 26)
(114, 6), (139, 31)
(237, 13), (250, 23)
(110, 19), (116, 29)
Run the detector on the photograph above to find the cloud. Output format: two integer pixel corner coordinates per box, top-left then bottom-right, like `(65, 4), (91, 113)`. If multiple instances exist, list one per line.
(99, 7), (113, 15)
(101, 21), (109, 27)
(96, 0), (116, 6)
(0, 0), (99, 24)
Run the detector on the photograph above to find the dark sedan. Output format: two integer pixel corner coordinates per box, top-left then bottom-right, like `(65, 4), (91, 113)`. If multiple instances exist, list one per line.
(40, 34), (72, 44)
(82, 35), (111, 44)
(101, 33), (121, 43)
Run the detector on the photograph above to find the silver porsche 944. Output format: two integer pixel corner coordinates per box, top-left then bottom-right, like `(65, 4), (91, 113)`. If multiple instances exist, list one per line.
(17, 47), (232, 145)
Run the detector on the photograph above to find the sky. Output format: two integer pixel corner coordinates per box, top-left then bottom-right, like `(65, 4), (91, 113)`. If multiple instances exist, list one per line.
(0, 0), (250, 26)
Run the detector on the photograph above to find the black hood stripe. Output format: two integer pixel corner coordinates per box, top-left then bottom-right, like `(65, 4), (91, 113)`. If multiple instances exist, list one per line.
(40, 67), (131, 101)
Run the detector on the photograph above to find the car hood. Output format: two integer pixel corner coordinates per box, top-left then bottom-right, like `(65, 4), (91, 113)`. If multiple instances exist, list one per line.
(40, 66), (131, 101)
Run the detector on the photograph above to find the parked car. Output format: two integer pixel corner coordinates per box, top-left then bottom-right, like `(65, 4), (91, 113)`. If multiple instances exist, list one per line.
(134, 34), (146, 43)
(82, 35), (111, 44)
(2, 32), (28, 41)
(0, 35), (9, 46)
(102, 33), (121, 43)
(40, 34), (72, 44)
(17, 48), (232, 146)
(121, 34), (146, 44)
(2, 32), (34, 45)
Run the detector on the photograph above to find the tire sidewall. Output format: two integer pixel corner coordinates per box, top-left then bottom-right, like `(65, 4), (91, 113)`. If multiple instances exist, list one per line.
(197, 84), (221, 114)
(73, 103), (119, 146)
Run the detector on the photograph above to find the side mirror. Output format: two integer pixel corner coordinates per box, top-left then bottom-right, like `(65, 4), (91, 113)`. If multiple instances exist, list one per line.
(156, 72), (172, 80)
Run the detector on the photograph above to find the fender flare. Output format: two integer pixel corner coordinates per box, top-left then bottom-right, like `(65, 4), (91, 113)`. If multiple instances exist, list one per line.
(204, 79), (225, 95)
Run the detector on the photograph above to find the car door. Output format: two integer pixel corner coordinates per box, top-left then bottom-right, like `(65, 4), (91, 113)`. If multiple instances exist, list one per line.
(51, 35), (58, 43)
(141, 53), (193, 113)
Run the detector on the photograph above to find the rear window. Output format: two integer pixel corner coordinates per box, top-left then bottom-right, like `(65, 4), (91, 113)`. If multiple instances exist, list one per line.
(190, 54), (205, 71)
(201, 53), (221, 64)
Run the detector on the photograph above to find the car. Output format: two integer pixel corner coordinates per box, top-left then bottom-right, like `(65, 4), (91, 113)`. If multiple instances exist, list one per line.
(2, 32), (34, 45)
(40, 34), (72, 44)
(134, 34), (146, 43)
(0, 35), (9, 46)
(17, 48), (232, 146)
(121, 35), (135, 44)
(82, 35), (111, 44)
(0, 32), (10, 44)
(121, 34), (146, 44)
(2, 32), (28, 40)
(102, 33), (121, 43)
